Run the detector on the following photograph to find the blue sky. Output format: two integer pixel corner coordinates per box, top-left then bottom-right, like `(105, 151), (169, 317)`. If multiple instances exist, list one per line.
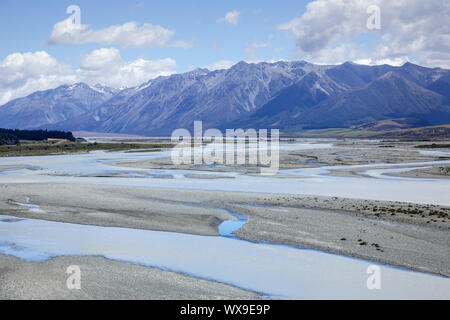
(0, 0), (448, 104)
(0, 0), (310, 72)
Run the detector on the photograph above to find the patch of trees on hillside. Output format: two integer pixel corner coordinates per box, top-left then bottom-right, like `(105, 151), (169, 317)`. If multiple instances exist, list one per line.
(0, 129), (75, 145)
(0, 132), (20, 145)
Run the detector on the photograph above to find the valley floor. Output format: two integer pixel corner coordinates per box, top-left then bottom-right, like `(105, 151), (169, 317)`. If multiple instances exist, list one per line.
(0, 138), (449, 299)
(0, 255), (257, 300)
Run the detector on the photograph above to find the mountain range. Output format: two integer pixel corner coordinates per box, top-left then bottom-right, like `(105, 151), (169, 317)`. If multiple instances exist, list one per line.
(0, 83), (118, 130)
(1, 61), (449, 136)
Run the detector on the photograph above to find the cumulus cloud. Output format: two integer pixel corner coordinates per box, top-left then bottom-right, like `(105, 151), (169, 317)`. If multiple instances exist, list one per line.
(0, 49), (176, 105)
(48, 18), (190, 48)
(217, 10), (243, 25)
(278, 0), (450, 68)
(204, 60), (235, 71)
(353, 57), (410, 67)
(79, 48), (122, 70)
(77, 48), (176, 88)
(0, 51), (76, 105)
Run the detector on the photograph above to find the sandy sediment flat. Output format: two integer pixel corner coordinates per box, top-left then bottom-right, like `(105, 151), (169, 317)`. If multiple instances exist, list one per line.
(184, 173), (236, 179)
(0, 165), (39, 172)
(113, 140), (450, 173)
(385, 166), (450, 179)
(1, 139), (449, 298)
(0, 184), (236, 236)
(0, 183), (449, 277)
(232, 203), (450, 276)
(325, 164), (450, 179)
(0, 255), (258, 300)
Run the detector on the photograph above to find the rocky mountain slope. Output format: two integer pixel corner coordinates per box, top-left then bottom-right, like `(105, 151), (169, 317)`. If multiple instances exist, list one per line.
(0, 83), (118, 129)
(1, 61), (449, 135)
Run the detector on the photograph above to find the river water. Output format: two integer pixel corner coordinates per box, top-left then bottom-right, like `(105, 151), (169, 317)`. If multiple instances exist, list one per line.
(0, 141), (449, 299)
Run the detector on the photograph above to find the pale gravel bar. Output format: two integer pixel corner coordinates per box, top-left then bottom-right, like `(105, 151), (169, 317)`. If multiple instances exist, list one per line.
(0, 183), (449, 277)
(1, 139), (449, 299)
(0, 255), (258, 300)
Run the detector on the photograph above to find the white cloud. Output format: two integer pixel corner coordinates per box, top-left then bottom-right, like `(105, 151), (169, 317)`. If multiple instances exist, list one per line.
(79, 48), (122, 70)
(278, 0), (450, 68)
(353, 57), (410, 67)
(217, 10), (243, 25)
(0, 51), (77, 105)
(78, 48), (176, 88)
(0, 49), (177, 105)
(48, 18), (190, 48)
(204, 60), (235, 71)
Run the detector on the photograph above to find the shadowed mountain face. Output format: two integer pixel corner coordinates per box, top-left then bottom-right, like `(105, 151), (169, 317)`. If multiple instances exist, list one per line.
(245, 71), (448, 130)
(229, 63), (450, 131)
(46, 61), (311, 136)
(298, 72), (446, 129)
(427, 72), (450, 105)
(0, 83), (118, 130)
(1, 61), (449, 135)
